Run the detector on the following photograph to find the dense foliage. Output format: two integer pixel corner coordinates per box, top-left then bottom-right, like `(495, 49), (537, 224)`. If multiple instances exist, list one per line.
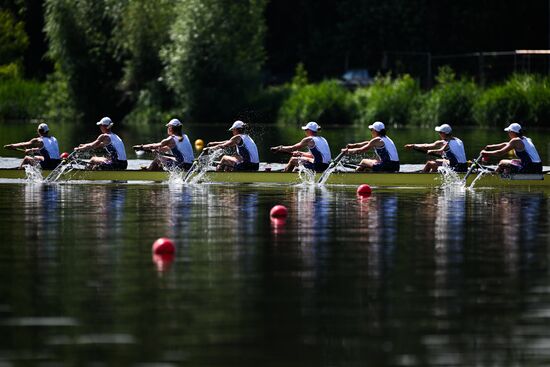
(353, 74), (420, 126)
(0, 0), (549, 126)
(415, 67), (479, 126)
(162, 0), (266, 122)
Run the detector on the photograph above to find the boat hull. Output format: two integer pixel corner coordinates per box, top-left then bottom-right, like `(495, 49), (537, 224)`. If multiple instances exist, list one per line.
(0, 168), (548, 187)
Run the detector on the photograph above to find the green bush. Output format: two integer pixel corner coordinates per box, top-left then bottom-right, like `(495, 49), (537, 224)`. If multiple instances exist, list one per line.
(0, 78), (46, 119)
(353, 74), (420, 126)
(523, 75), (550, 126)
(414, 66), (479, 126)
(473, 74), (550, 127)
(278, 80), (355, 125)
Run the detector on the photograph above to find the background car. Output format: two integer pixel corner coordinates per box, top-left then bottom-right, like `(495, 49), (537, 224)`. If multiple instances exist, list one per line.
(341, 69), (373, 88)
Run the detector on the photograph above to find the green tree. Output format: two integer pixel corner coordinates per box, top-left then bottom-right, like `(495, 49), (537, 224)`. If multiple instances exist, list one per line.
(0, 9), (28, 77)
(162, 0), (267, 122)
(112, 0), (175, 108)
(44, 0), (122, 120)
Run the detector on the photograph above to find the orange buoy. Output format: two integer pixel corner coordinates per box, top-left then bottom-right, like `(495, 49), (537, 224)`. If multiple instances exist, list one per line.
(60, 152), (69, 159)
(356, 184), (372, 197)
(270, 205), (288, 218)
(152, 237), (175, 254)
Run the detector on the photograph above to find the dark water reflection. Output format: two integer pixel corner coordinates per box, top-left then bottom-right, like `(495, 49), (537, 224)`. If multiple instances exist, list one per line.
(0, 183), (549, 366)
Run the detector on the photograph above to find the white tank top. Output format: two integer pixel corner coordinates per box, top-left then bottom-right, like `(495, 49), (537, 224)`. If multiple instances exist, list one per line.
(106, 132), (127, 161)
(171, 134), (194, 164)
(445, 138), (467, 163)
(237, 134), (259, 164)
(309, 136), (331, 164)
(520, 136), (541, 163)
(375, 136), (399, 162)
(40, 136), (60, 159)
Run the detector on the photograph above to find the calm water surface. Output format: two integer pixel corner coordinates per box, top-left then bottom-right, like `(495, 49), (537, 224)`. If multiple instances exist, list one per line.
(0, 182), (549, 366)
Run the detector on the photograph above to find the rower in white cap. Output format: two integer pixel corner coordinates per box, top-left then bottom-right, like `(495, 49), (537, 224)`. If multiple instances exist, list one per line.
(480, 123), (542, 174)
(341, 121), (399, 172)
(270, 121), (332, 172)
(206, 120), (259, 171)
(3, 122), (61, 169)
(404, 123), (467, 172)
(133, 118), (194, 171)
(74, 117), (128, 170)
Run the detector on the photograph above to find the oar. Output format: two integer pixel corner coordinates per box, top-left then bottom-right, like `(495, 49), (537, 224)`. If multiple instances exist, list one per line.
(3, 146), (33, 154)
(182, 149), (207, 182)
(462, 153), (483, 184)
(412, 146), (441, 158)
(317, 150), (346, 184)
(133, 145), (173, 158)
(44, 150), (77, 181)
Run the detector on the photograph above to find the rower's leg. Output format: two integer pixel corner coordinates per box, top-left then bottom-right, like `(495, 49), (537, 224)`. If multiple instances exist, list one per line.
(148, 158), (163, 171)
(217, 156), (237, 172)
(20, 156), (37, 169)
(423, 160), (438, 173)
(356, 159), (375, 172)
(284, 157), (300, 172)
(496, 159), (512, 174)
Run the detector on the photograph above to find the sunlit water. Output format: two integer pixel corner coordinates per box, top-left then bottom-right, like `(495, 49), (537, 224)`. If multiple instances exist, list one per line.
(0, 181), (548, 366)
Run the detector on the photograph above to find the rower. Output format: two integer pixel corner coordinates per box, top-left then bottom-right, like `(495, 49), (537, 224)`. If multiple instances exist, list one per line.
(74, 117), (128, 170)
(3, 123), (61, 169)
(404, 123), (467, 172)
(480, 123), (542, 174)
(271, 121), (331, 172)
(133, 119), (194, 171)
(341, 121), (399, 172)
(206, 120), (259, 171)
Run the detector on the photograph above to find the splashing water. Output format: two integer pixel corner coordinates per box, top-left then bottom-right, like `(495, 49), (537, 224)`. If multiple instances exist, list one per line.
(24, 164), (44, 183)
(186, 149), (223, 184)
(317, 159), (346, 185)
(437, 165), (464, 190)
(295, 162), (316, 186)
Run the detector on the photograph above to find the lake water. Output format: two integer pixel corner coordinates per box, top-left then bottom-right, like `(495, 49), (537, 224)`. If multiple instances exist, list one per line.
(0, 123), (549, 366)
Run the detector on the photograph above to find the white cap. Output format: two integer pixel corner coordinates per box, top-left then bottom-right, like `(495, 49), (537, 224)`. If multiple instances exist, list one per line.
(96, 117), (113, 126)
(301, 121), (320, 132)
(435, 123), (452, 134)
(38, 123), (49, 132)
(228, 120), (245, 131)
(166, 118), (182, 127)
(368, 121), (385, 132)
(504, 123), (522, 133)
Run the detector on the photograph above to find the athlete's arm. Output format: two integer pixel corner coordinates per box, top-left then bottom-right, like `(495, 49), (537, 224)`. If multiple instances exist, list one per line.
(481, 139), (520, 157)
(75, 134), (111, 151)
(273, 137), (311, 153)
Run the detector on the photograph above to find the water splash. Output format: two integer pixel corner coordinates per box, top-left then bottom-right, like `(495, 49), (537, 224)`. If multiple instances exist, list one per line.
(167, 167), (185, 186)
(186, 149), (223, 184)
(317, 159), (346, 185)
(295, 163), (316, 186)
(437, 164), (464, 190)
(24, 164), (44, 183)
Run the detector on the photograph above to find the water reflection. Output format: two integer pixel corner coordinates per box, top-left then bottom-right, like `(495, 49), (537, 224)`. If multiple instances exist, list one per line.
(0, 183), (548, 366)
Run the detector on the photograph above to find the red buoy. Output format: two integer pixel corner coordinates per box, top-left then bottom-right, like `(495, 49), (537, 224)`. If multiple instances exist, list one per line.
(152, 237), (175, 254)
(153, 253), (175, 273)
(60, 152), (69, 159)
(356, 184), (372, 197)
(270, 205), (288, 218)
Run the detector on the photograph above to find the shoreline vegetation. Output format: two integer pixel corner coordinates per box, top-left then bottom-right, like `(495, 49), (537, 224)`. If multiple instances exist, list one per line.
(1, 2), (549, 128)
(2, 66), (550, 128)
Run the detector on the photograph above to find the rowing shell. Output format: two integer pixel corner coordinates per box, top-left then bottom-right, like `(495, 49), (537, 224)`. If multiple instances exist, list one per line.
(0, 168), (548, 187)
